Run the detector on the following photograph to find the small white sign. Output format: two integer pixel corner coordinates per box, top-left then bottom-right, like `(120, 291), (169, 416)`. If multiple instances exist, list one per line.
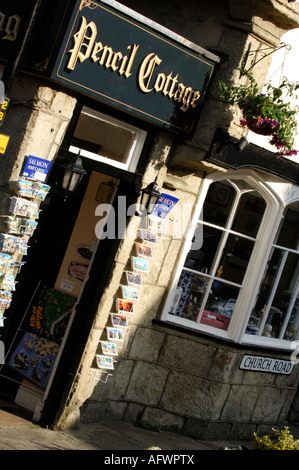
(240, 354), (294, 375)
(60, 278), (75, 293)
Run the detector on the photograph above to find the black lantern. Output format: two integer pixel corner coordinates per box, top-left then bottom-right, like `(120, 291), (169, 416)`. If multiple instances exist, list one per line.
(140, 179), (161, 214)
(61, 154), (87, 193)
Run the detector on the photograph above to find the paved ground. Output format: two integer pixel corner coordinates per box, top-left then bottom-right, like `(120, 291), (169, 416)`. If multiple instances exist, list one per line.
(0, 398), (297, 454)
(0, 400), (249, 452)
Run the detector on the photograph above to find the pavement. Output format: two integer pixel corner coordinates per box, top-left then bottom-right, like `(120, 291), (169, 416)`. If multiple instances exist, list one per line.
(0, 398), (298, 455)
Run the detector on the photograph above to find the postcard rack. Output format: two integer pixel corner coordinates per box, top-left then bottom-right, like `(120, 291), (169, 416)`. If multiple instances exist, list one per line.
(93, 213), (164, 382)
(0, 177), (51, 332)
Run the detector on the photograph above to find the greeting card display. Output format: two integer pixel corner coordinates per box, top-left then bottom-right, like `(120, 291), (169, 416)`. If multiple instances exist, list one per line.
(8, 331), (59, 389)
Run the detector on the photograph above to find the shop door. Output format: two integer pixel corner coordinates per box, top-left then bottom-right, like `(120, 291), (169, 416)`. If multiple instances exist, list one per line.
(0, 107), (146, 422)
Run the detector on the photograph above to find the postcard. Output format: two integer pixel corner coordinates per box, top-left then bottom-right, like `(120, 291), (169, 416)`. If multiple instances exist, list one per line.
(136, 242), (152, 259)
(131, 256), (148, 273)
(139, 229), (158, 245)
(111, 313), (128, 327)
(148, 214), (163, 231)
(106, 327), (124, 342)
(116, 298), (134, 314)
(126, 271), (142, 286)
(101, 341), (118, 356)
(96, 355), (114, 370)
(121, 285), (138, 300)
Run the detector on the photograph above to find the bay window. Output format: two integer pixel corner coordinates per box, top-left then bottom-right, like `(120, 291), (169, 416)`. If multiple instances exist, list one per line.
(161, 171), (299, 351)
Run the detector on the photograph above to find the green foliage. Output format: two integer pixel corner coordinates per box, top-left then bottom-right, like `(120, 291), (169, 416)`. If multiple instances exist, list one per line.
(218, 69), (299, 156)
(253, 426), (299, 450)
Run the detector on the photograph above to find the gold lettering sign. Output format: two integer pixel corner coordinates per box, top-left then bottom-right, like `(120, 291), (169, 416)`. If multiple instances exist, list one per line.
(67, 16), (201, 113)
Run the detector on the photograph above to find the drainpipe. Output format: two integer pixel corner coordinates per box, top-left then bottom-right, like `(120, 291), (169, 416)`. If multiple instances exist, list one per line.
(1, 0), (43, 96)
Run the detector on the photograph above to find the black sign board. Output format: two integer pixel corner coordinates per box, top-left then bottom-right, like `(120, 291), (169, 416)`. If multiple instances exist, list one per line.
(51, 0), (216, 134)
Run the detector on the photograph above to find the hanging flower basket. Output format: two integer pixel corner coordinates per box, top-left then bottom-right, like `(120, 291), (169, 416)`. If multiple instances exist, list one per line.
(218, 69), (299, 157)
(242, 115), (279, 136)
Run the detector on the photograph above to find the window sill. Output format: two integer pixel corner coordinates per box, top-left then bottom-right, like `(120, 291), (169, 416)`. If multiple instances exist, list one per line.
(152, 319), (298, 356)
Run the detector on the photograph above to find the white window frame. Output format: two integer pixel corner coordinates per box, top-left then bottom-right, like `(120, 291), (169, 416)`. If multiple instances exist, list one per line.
(69, 107), (147, 172)
(161, 169), (299, 352)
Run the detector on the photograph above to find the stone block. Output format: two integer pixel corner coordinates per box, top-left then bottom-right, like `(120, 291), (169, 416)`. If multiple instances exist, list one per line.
(124, 403), (145, 423)
(220, 385), (260, 422)
(50, 91), (77, 119)
(208, 348), (241, 382)
(184, 418), (231, 441)
(161, 370), (230, 420)
(141, 406), (185, 433)
(251, 386), (288, 422)
(92, 359), (135, 402)
(159, 335), (216, 376)
(124, 361), (169, 405)
(128, 327), (165, 363)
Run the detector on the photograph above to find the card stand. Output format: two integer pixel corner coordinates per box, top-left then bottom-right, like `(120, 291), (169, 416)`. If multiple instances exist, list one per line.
(88, 368), (113, 386)
(0, 291), (13, 309)
(9, 197), (40, 220)
(17, 178), (50, 201)
(17, 178), (33, 198)
(0, 314), (6, 327)
(32, 181), (51, 201)
(0, 233), (19, 255)
(92, 214), (164, 386)
(5, 216), (38, 237)
(0, 275), (16, 292)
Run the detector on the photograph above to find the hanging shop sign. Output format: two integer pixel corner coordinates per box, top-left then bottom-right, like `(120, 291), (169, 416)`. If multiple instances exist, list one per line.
(22, 155), (52, 182)
(152, 193), (179, 219)
(51, 0), (217, 134)
(240, 354), (294, 375)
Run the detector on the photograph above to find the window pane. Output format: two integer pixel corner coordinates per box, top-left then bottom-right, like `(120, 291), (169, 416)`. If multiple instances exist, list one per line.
(218, 234), (255, 284)
(276, 203), (299, 249)
(169, 270), (240, 331)
(184, 225), (222, 273)
(247, 250), (299, 340)
(203, 181), (235, 226)
(198, 283), (240, 330)
(231, 191), (266, 238)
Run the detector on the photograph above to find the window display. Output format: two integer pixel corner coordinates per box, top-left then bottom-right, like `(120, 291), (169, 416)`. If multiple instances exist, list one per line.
(162, 173), (299, 351)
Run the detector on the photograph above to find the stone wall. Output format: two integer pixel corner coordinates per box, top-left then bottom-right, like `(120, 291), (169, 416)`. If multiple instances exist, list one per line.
(0, 74), (77, 213)
(81, 324), (299, 440)
(56, 0), (299, 433)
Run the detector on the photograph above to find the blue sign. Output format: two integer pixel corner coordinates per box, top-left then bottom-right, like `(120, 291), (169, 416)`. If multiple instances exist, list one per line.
(22, 155), (52, 182)
(153, 193), (179, 219)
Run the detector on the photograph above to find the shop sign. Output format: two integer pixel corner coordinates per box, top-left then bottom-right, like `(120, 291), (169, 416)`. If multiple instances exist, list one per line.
(22, 155), (52, 182)
(240, 354), (294, 375)
(152, 193), (179, 219)
(51, 0), (216, 134)
(0, 134), (10, 154)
